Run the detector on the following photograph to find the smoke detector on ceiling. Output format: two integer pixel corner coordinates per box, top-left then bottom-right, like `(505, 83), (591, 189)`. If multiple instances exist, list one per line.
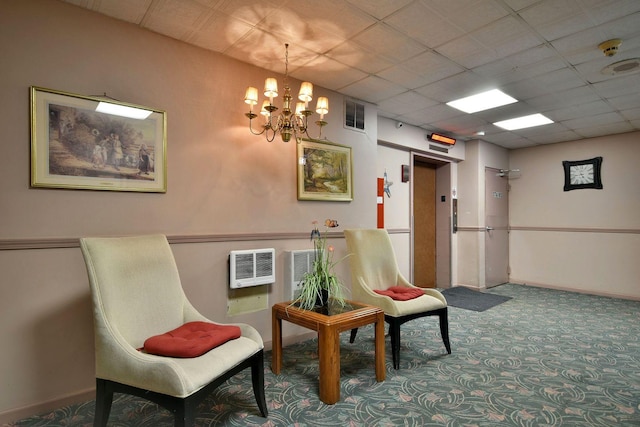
(598, 39), (622, 57)
(601, 58), (640, 76)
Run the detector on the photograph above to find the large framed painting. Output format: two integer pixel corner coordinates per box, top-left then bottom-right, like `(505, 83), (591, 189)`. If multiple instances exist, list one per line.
(297, 138), (353, 201)
(30, 86), (167, 192)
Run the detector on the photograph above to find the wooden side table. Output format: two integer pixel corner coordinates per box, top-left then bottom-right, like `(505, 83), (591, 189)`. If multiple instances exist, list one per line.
(271, 300), (385, 404)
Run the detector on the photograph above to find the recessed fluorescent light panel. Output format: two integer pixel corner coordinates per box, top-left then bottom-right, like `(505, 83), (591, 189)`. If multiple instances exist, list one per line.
(446, 89), (517, 114)
(96, 102), (152, 119)
(493, 113), (553, 130)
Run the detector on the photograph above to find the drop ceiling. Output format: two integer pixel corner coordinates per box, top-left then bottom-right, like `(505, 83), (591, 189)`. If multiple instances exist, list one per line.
(61, 0), (640, 149)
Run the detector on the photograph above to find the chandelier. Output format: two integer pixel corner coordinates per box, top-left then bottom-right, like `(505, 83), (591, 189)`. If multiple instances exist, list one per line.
(243, 44), (328, 143)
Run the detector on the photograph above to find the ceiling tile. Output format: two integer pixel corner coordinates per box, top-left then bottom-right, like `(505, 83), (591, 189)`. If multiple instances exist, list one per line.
(325, 41), (395, 74)
(470, 16), (541, 58)
(141, 0), (211, 40)
(425, 0), (509, 33)
(519, 0), (596, 41)
(546, 100), (614, 121)
(573, 120), (635, 138)
(400, 52), (466, 85)
(437, 35), (500, 69)
(81, 0), (153, 23)
(339, 75), (406, 104)
(291, 56), (369, 91)
(383, 2), (465, 48)
(377, 65), (437, 90)
(377, 91), (440, 115)
(188, 13), (254, 52)
(562, 111), (626, 129)
(620, 107), (640, 120)
(525, 85), (601, 111)
(345, 0), (414, 20)
(350, 23), (427, 62)
(215, 0), (287, 27)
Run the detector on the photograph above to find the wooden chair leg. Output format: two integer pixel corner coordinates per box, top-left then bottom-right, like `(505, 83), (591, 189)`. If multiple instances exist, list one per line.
(349, 328), (358, 343)
(94, 379), (113, 427)
(438, 307), (451, 354)
(251, 351), (269, 417)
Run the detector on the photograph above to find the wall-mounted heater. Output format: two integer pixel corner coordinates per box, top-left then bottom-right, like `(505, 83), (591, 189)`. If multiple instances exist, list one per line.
(229, 248), (275, 289)
(428, 132), (456, 145)
(284, 249), (316, 300)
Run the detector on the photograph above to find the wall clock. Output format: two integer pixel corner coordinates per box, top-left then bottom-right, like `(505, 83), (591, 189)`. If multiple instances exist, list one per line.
(562, 157), (603, 191)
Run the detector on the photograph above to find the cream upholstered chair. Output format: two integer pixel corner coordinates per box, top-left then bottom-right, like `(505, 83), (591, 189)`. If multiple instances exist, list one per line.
(80, 235), (268, 427)
(344, 229), (451, 369)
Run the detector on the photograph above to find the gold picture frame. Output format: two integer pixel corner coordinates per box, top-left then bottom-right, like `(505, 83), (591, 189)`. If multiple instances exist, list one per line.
(30, 86), (167, 192)
(297, 138), (353, 201)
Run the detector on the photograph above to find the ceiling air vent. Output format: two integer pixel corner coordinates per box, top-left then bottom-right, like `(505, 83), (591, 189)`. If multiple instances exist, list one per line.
(345, 100), (365, 131)
(601, 58), (640, 76)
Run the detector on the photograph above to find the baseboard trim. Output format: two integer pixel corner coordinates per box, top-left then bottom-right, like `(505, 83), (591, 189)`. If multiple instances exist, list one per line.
(510, 280), (640, 302)
(0, 388), (95, 425)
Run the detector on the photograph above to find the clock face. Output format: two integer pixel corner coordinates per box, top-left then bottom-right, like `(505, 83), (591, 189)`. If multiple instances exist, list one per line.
(569, 164), (594, 185)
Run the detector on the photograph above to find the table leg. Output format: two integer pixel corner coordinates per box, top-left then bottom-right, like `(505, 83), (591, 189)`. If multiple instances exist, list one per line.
(374, 311), (386, 382)
(271, 310), (282, 375)
(318, 324), (340, 404)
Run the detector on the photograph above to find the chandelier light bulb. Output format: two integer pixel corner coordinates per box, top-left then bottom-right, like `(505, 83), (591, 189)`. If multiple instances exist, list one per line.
(298, 82), (313, 107)
(244, 87), (258, 107)
(260, 100), (270, 122)
(316, 97), (329, 119)
(264, 78), (278, 103)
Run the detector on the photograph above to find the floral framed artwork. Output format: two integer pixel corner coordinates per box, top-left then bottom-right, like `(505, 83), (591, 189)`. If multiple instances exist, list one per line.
(297, 138), (352, 201)
(30, 86), (167, 192)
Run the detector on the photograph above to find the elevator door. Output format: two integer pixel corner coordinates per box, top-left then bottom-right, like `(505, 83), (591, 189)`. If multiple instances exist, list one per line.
(413, 162), (436, 288)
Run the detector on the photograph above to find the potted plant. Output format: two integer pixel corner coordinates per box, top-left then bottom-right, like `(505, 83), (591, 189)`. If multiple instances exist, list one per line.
(293, 219), (348, 311)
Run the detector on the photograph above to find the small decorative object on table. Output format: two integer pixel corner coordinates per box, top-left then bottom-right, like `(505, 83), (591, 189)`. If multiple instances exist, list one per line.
(293, 219), (348, 310)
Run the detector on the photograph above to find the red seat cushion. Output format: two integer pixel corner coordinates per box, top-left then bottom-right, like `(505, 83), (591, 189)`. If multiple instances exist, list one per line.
(374, 286), (425, 301)
(143, 321), (241, 358)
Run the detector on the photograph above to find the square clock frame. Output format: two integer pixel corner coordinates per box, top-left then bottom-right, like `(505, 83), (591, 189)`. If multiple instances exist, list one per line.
(562, 157), (603, 191)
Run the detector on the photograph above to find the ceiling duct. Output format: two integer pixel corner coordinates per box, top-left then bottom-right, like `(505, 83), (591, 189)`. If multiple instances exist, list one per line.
(601, 58), (640, 76)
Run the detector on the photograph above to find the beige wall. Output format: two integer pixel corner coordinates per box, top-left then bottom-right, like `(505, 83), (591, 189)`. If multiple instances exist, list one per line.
(0, 0), (377, 421)
(508, 132), (640, 298)
(2, 0), (639, 422)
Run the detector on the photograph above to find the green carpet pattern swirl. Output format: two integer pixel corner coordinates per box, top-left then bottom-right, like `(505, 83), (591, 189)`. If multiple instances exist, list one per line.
(9, 284), (640, 426)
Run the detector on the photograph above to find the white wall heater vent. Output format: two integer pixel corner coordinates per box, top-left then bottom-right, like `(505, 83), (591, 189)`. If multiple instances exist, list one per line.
(284, 249), (317, 300)
(229, 248), (275, 289)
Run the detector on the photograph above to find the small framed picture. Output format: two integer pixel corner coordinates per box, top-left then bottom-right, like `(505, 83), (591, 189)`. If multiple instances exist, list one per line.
(297, 138), (353, 201)
(30, 86), (167, 192)
(562, 157), (603, 191)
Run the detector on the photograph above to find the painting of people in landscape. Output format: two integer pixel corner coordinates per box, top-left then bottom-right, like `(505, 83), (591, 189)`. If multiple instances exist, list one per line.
(297, 139), (352, 201)
(30, 87), (166, 192)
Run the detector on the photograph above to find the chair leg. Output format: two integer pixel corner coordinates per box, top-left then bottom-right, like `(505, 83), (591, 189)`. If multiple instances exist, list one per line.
(438, 307), (452, 354)
(349, 328), (358, 343)
(174, 397), (199, 427)
(94, 379), (113, 427)
(388, 320), (401, 369)
(251, 351), (269, 417)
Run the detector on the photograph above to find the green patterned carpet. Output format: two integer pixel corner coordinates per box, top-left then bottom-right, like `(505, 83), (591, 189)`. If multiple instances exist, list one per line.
(9, 284), (640, 426)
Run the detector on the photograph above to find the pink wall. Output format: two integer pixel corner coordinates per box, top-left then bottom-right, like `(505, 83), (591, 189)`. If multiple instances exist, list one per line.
(0, 0), (377, 421)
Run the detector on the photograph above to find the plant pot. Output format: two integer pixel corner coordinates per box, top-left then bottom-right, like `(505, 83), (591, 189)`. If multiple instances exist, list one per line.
(315, 289), (329, 308)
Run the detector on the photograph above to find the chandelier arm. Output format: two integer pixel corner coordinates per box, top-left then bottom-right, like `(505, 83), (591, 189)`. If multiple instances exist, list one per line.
(265, 128), (277, 142)
(248, 116), (267, 136)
